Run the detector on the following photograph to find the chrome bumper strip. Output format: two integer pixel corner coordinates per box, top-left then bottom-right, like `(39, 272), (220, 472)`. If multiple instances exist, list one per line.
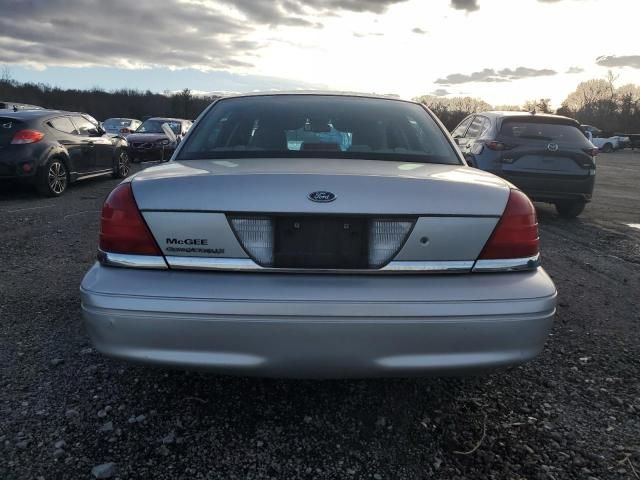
(98, 250), (168, 270)
(472, 254), (540, 273)
(165, 256), (474, 274)
(99, 251), (539, 274)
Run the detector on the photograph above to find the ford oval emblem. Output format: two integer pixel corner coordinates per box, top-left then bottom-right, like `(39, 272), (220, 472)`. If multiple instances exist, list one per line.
(308, 191), (336, 203)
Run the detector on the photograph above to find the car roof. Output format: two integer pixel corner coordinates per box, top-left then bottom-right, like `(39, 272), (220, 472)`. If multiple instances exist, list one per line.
(216, 90), (416, 104)
(0, 109), (72, 120)
(479, 111), (579, 124)
(147, 117), (189, 122)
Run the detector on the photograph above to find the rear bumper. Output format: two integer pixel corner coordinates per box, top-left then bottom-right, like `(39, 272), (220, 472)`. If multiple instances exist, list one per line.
(80, 264), (557, 378)
(0, 150), (38, 179)
(500, 172), (595, 202)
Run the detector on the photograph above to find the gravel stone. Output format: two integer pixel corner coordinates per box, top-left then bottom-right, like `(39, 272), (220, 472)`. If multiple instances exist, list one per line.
(91, 462), (117, 479)
(99, 421), (114, 433)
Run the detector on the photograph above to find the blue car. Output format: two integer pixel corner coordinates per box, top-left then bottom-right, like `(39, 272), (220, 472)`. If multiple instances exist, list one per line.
(451, 111), (597, 218)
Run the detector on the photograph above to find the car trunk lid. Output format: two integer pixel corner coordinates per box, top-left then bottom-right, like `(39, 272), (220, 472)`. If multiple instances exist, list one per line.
(496, 117), (595, 176)
(131, 159), (510, 270)
(131, 158), (509, 216)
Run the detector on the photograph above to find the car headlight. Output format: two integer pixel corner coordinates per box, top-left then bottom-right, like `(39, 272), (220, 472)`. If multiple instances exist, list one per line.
(157, 139), (170, 146)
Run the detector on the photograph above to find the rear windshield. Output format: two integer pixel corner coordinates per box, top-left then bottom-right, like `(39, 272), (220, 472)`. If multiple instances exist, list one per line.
(103, 118), (131, 130)
(0, 117), (22, 147)
(500, 119), (590, 146)
(177, 95), (460, 165)
(136, 119), (181, 134)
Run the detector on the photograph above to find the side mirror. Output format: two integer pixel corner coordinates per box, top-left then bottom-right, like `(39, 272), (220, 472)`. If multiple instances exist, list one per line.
(87, 128), (101, 137)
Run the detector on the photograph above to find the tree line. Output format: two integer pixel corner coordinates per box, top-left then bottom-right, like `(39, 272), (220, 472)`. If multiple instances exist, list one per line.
(0, 73), (217, 121)
(417, 72), (640, 133)
(1, 69), (639, 133)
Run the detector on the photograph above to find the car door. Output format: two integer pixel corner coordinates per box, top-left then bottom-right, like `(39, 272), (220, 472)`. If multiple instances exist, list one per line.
(451, 116), (474, 151)
(48, 115), (94, 174)
(458, 116), (487, 156)
(70, 115), (103, 171)
(84, 115), (114, 170)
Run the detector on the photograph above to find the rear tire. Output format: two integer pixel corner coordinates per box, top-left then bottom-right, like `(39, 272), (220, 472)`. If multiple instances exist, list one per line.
(36, 157), (68, 197)
(555, 200), (586, 218)
(601, 143), (613, 153)
(112, 149), (131, 179)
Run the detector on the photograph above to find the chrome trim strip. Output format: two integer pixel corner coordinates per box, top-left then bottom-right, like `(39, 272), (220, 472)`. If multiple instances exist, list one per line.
(98, 250), (168, 270)
(472, 254), (540, 273)
(99, 253), (539, 274)
(165, 256), (474, 274)
(166, 257), (260, 271)
(381, 260), (473, 273)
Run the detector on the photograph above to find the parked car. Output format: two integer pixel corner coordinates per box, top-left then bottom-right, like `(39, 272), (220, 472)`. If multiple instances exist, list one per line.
(80, 93), (557, 378)
(452, 112), (597, 218)
(581, 125), (625, 152)
(126, 117), (192, 162)
(0, 109), (130, 196)
(102, 117), (142, 137)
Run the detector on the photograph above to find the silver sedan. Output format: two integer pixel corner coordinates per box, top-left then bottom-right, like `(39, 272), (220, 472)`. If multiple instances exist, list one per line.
(80, 93), (556, 378)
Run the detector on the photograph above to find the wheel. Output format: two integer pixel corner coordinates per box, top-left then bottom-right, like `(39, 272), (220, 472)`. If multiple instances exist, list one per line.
(601, 143), (613, 153)
(112, 149), (131, 178)
(555, 200), (586, 218)
(36, 158), (68, 197)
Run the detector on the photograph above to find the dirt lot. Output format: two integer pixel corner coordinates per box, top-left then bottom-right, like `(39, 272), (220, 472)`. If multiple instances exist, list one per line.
(1, 153), (639, 480)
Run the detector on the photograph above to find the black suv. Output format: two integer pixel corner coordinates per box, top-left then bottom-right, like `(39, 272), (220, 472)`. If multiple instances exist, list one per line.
(0, 110), (130, 196)
(451, 112), (597, 218)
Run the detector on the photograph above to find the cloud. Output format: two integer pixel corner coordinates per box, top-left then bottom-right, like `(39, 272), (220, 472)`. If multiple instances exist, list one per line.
(430, 88), (451, 96)
(0, 0), (258, 70)
(566, 66), (584, 74)
(353, 32), (384, 37)
(227, 0), (408, 24)
(0, 0), (406, 72)
(412, 27), (428, 34)
(450, 0), (479, 12)
(596, 55), (640, 69)
(436, 66), (557, 84)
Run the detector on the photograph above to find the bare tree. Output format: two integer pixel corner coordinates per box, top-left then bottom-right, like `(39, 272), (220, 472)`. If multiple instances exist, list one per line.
(1, 64), (12, 83)
(523, 98), (552, 113)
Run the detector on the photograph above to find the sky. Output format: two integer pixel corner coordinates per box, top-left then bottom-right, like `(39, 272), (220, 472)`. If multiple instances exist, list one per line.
(1, 0), (639, 107)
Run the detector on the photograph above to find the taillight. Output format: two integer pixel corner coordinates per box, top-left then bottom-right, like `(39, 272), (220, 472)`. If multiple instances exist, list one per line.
(479, 189), (539, 259)
(485, 140), (514, 151)
(11, 129), (45, 144)
(99, 183), (161, 255)
(120, 128), (131, 134)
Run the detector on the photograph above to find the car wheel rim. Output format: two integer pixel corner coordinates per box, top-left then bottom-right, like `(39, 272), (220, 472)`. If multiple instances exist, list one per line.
(48, 161), (67, 194)
(118, 151), (130, 176)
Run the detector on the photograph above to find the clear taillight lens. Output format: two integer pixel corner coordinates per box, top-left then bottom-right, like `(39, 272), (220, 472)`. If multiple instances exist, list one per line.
(229, 216), (274, 266)
(368, 219), (413, 268)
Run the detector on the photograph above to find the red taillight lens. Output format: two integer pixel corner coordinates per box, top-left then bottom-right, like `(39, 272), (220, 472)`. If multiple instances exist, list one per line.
(99, 183), (161, 255)
(485, 140), (513, 151)
(479, 189), (539, 259)
(11, 129), (45, 144)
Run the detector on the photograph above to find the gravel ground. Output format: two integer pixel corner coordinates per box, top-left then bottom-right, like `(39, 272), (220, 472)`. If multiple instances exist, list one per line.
(1, 153), (639, 480)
